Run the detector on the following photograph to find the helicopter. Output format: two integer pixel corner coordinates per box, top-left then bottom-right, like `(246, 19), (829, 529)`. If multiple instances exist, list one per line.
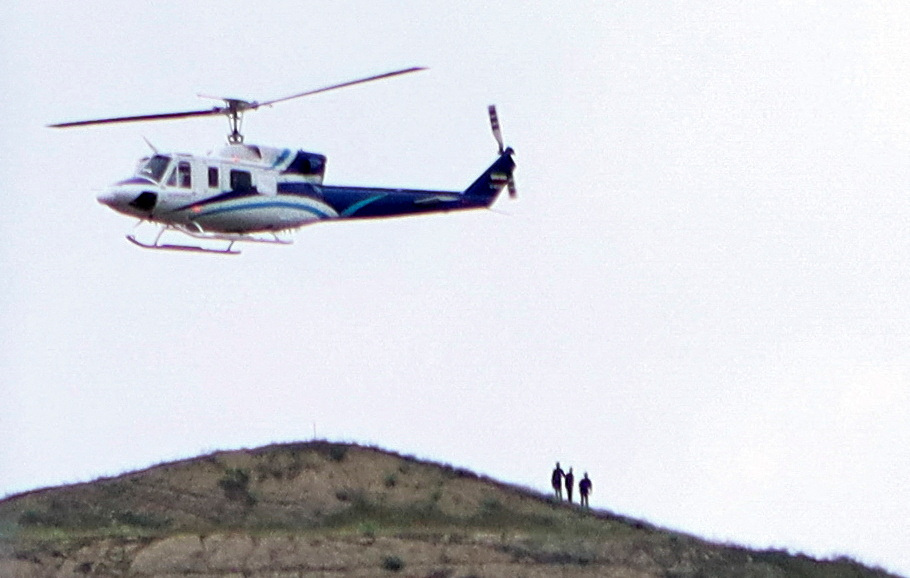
(50, 67), (516, 254)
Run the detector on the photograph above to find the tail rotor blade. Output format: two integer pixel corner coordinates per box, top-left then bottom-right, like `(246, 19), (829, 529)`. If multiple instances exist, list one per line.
(488, 105), (504, 154)
(488, 105), (516, 198)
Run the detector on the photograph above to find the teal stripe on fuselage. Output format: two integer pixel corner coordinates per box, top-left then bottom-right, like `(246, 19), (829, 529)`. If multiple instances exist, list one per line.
(340, 194), (387, 217)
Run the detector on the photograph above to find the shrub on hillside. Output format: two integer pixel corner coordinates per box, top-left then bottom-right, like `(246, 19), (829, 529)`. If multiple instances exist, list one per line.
(381, 555), (405, 572)
(218, 468), (256, 506)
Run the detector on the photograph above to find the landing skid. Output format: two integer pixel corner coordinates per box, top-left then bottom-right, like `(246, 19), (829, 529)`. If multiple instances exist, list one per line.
(127, 234), (241, 255)
(127, 223), (295, 254)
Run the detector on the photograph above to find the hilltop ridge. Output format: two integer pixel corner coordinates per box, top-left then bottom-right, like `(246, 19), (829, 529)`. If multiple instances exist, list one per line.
(0, 441), (900, 577)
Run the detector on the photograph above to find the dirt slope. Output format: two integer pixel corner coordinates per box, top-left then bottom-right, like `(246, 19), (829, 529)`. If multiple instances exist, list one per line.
(0, 441), (900, 577)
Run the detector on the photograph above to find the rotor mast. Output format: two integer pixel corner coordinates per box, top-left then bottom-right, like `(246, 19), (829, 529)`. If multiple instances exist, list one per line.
(224, 99), (249, 144)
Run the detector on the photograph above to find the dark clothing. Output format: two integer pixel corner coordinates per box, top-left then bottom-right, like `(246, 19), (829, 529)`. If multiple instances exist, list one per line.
(551, 466), (565, 499)
(579, 477), (592, 507)
(551, 468), (564, 487)
(565, 471), (575, 503)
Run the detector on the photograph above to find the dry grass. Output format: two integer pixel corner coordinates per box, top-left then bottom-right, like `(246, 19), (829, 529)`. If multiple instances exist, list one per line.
(0, 441), (900, 578)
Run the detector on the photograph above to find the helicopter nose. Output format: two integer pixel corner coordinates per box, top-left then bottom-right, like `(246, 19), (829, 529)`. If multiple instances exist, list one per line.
(96, 189), (120, 207)
(97, 189), (157, 212)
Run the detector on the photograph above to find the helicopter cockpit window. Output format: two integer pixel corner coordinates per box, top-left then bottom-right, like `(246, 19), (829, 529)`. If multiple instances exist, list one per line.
(136, 155), (171, 183)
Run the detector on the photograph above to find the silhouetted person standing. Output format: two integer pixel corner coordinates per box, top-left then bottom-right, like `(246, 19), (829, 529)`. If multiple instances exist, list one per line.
(565, 468), (575, 503)
(551, 462), (565, 500)
(579, 472), (592, 507)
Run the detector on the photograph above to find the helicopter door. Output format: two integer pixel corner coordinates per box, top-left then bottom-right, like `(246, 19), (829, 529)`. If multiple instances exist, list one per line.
(258, 173), (277, 196)
(166, 161), (193, 189)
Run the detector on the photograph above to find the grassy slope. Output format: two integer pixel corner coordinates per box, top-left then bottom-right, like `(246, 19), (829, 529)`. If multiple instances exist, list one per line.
(0, 441), (901, 577)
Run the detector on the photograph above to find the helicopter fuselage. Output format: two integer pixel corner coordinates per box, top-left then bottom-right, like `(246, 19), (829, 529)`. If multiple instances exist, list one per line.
(99, 143), (515, 237)
(50, 68), (516, 252)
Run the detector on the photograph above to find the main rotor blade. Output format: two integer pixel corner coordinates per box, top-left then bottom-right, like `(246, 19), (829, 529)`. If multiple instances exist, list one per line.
(257, 66), (426, 107)
(49, 108), (223, 128)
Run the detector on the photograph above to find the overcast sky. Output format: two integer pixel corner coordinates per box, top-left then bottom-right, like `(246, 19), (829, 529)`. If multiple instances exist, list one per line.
(3, 1), (910, 574)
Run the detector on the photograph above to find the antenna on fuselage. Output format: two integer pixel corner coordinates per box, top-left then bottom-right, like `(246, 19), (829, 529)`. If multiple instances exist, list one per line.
(141, 136), (159, 154)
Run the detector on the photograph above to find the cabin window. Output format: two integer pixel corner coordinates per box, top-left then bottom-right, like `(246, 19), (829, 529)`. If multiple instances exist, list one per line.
(168, 161), (192, 188)
(208, 167), (219, 189)
(230, 169), (253, 192)
(178, 162), (192, 188)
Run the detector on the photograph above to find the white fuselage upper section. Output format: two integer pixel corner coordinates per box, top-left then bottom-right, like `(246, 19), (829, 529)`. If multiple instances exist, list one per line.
(97, 144), (334, 234)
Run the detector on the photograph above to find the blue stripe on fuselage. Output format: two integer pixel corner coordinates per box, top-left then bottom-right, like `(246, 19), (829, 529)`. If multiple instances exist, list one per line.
(173, 190), (258, 213)
(271, 149), (291, 168)
(193, 200), (334, 220)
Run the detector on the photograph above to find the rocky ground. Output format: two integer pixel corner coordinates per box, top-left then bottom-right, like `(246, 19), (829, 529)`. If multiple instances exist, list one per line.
(0, 442), (900, 577)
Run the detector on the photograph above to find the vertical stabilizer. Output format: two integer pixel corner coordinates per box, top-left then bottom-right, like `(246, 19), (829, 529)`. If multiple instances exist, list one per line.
(463, 149), (516, 202)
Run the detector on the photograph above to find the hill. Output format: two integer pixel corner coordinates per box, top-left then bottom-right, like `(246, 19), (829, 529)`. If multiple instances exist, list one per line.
(0, 441), (900, 577)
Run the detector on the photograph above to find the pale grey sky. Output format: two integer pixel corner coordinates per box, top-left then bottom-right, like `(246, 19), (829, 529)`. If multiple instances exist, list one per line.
(3, 1), (910, 574)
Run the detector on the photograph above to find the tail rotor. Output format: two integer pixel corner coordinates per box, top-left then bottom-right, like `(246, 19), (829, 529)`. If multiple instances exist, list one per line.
(488, 105), (517, 198)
